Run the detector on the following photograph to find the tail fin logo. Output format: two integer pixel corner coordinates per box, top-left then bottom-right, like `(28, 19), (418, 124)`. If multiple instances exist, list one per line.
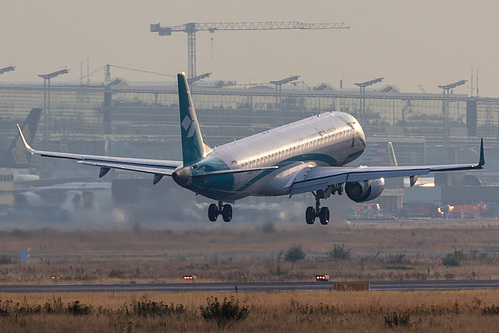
(181, 108), (196, 138)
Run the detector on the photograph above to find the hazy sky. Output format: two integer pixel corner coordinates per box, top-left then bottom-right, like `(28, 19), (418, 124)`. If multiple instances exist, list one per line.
(1, 0), (498, 96)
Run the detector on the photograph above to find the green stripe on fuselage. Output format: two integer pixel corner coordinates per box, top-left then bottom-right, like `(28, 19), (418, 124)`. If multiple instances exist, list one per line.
(237, 153), (338, 192)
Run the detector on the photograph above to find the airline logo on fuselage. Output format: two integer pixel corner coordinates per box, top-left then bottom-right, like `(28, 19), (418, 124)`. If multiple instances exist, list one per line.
(316, 126), (336, 136)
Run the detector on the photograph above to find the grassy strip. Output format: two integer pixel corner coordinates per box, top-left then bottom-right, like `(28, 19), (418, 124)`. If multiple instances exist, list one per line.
(1, 221), (498, 284)
(0, 290), (499, 332)
(0, 253), (497, 284)
(1, 220), (498, 256)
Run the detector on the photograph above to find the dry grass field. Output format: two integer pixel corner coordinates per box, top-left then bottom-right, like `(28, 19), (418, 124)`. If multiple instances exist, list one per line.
(0, 220), (498, 331)
(0, 220), (498, 284)
(1, 219), (498, 255)
(1, 290), (499, 332)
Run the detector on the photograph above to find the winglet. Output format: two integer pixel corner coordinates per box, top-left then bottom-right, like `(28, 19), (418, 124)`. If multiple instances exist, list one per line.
(16, 124), (34, 154)
(477, 137), (485, 168)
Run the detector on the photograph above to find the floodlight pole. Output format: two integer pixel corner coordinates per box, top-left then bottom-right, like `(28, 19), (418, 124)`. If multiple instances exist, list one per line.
(270, 75), (300, 110)
(438, 79), (467, 149)
(38, 69), (69, 176)
(354, 77), (383, 115)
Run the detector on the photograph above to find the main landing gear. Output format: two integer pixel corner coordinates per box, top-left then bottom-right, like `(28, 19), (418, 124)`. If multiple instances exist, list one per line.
(305, 184), (343, 225)
(208, 201), (233, 222)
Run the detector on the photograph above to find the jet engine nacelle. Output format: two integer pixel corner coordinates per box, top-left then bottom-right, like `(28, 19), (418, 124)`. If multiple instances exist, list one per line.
(345, 178), (385, 203)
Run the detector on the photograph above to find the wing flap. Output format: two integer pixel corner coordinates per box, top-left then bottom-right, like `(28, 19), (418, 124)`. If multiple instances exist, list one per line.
(78, 161), (176, 176)
(290, 174), (347, 195)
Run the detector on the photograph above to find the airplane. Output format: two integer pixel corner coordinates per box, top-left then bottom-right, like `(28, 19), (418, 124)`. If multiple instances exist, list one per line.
(17, 73), (485, 225)
(0, 108), (41, 214)
(0, 109), (115, 222)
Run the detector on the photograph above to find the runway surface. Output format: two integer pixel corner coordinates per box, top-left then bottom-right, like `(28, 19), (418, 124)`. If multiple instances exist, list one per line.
(0, 279), (498, 293)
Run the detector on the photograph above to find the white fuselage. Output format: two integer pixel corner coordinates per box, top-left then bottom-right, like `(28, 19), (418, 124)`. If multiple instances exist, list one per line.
(178, 112), (366, 202)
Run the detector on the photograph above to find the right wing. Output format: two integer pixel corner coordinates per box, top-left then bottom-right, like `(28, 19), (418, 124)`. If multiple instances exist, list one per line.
(288, 139), (484, 195)
(17, 124), (182, 180)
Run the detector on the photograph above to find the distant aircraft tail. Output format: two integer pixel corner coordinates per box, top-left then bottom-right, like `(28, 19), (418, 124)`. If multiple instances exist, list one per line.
(177, 73), (211, 166)
(2, 108), (42, 168)
(358, 142), (398, 166)
(387, 142), (398, 166)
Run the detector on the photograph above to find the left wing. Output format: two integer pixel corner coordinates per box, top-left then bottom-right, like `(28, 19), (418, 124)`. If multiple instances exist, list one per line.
(288, 138), (484, 195)
(17, 124), (182, 180)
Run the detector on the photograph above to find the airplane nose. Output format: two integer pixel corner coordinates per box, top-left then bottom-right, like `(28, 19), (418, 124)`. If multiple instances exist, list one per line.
(172, 167), (192, 187)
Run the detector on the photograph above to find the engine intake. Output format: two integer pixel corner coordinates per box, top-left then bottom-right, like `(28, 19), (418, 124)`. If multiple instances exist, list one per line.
(345, 178), (385, 203)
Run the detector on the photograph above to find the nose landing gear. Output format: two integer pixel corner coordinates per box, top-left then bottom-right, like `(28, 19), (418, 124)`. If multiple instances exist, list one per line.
(208, 201), (232, 222)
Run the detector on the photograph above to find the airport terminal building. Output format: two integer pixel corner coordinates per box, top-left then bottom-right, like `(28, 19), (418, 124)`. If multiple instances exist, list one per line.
(1, 80), (497, 146)
(1, 79), (498, 164)
(1, 79), (498, 220)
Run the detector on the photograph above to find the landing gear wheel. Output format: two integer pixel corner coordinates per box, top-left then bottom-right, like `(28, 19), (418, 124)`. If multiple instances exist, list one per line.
(337, 185), (343, 195)
(305, 206), (316, 224)
(208, 203), (219, 222)
(222, 204), (232, 222)
(319, 207), (330, 225)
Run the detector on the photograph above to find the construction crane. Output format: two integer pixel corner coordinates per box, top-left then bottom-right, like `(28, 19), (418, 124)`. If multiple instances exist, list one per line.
(150, 21), (350, 80)
(0, 66), (15, 75)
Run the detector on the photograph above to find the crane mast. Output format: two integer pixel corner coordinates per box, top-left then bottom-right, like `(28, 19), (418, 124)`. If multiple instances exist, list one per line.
(150, 21), (350, 80)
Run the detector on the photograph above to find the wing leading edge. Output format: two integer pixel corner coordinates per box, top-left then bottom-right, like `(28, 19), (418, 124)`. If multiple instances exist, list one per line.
(289, 138), (485, 196)
(16, 124), (182, 178)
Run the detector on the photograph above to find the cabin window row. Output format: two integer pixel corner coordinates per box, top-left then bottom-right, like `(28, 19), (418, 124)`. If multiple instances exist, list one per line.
(239, 128), (352, 168)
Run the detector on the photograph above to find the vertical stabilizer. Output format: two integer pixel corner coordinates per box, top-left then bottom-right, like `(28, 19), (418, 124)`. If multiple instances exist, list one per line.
(356, 142), (398, 167)
(177, 73), (208, 165)
(2, 108), (42, 168)
(387, 142), (398, 166)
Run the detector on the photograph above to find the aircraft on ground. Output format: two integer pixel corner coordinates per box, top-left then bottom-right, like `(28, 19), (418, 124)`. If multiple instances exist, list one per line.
(2, 108), (42, 182)
(0, 109), (114, 222)
(17, 73), (485, 224)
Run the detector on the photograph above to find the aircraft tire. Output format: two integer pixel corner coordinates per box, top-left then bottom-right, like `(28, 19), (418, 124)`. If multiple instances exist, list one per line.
(305, 206), (316, 224)
(222, 204), (232, 222)
(319, 207), (330, 225)
(208, 203), (219, 222)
